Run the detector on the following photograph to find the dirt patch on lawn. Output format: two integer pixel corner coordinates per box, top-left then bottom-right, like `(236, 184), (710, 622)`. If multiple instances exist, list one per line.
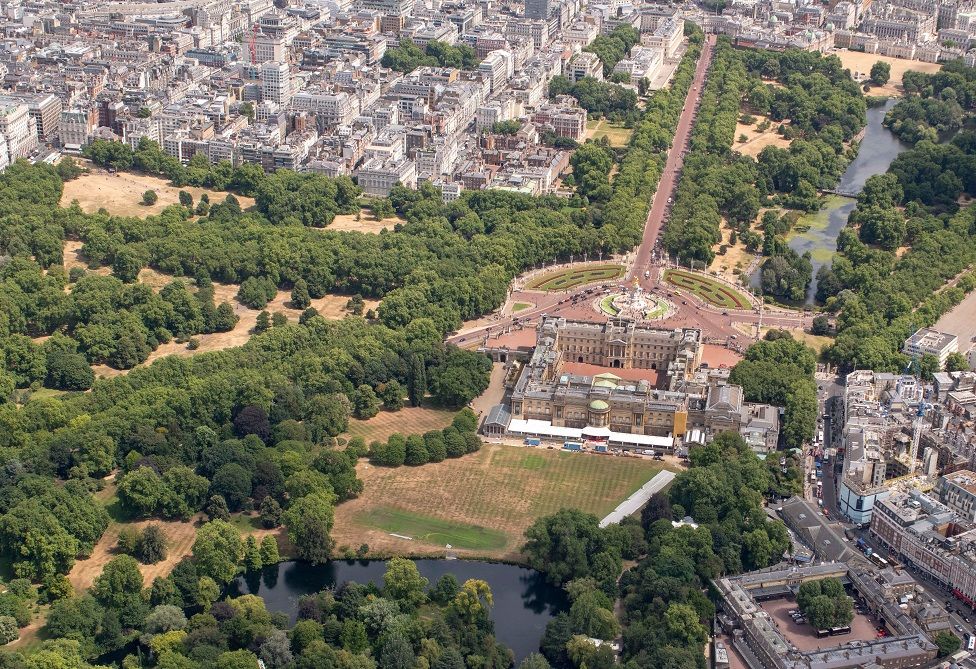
(63, 240), (110, 276)
(709, 219), (761, 284)
(60, 164), (256, 218)
(68, 482), (287, 593)
(328, 211), (404, 233)
(832, 49), (942, 97)
(91, 283), (381, 379)
(69, 514), (207, 593)
(735, 115), (790, 157)
(759, 326), (833, 353)
(69, 516), (287, 593)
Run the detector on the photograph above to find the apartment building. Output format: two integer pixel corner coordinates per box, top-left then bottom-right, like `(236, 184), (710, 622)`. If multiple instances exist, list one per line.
(936, 470), (976, 522)
(871, 488), (976, 610)
(567, 51), (602, 82)
(903, 327), (959, 367)
(355, 156), (417, 196)
(0, 98), (38, 164)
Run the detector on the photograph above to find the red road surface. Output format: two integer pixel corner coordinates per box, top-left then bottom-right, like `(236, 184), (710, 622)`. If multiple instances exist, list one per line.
(629, 34), (717, 282)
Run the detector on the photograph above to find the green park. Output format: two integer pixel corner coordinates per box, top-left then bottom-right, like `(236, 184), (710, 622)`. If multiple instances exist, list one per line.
(664, 269), (753, 310)
(525, 264), (625, 291)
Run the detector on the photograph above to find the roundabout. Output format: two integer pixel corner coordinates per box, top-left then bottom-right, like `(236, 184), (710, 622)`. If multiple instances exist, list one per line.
(596, 281), (676, 321)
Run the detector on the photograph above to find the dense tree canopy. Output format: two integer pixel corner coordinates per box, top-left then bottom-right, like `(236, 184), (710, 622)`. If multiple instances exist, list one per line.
(664, 39), (866, 270)
(381, 38), (479, 73)
(885, 60), (975, 144)
(729, 331), (818, 448)
(797, 578), (853, 630)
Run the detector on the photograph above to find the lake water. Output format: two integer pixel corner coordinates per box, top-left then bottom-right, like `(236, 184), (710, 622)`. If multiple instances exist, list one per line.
(226, 560), (568, 661)
(753, 99), (909, 303)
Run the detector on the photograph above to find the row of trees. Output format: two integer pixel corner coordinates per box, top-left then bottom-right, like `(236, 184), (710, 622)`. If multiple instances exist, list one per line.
(663, 40), (866, 273)
(369, 410), (481, 466)
(589, 26), (705, 256)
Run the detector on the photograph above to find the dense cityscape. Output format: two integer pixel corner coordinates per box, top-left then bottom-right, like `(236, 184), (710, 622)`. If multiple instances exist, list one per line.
(0, 0), (974, 667)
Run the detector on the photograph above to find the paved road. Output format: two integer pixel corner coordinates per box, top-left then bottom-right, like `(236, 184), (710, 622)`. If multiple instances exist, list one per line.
(629, 34), (716, 282)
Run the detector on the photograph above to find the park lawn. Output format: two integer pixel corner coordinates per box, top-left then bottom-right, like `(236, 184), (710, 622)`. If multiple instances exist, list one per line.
(599, 295), (620, 315)
(357, 507), (509, 551)
(335, 443), (668, 559)
(585, 119), (634, 147)
(526, 264), (625, 291)
(60, 164), (256, 217)
(665, 269), (752, 310)
(344, 405), (457, 443)
(512, 302), (532, 312)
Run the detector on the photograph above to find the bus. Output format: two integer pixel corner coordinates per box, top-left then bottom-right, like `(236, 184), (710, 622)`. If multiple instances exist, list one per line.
(829, 626), (852, 636)
(869, 553), (890, 569)
(816, 629), (830, 639)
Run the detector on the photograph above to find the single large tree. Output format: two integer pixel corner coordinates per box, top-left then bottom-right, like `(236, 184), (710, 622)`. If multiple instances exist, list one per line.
(191, 520), (243, 584)
(870, 60), (891, 86)
(283, 491), (336, 564)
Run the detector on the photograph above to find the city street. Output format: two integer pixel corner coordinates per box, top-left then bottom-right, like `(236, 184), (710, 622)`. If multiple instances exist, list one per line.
(812, 370), (976, 642)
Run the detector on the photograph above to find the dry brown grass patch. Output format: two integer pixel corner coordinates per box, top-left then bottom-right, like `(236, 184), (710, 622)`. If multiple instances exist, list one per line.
(832, 50), (942, 97)
(60, 164), (255, 217)
(328, 211), (404, 233)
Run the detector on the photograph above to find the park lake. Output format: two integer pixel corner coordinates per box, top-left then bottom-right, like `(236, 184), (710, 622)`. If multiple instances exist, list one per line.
(752, 99), (909, 303)
(227, 559), (568, 661)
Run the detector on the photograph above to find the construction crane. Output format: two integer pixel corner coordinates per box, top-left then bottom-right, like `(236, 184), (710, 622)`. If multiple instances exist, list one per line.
(903, 356), (931, 478)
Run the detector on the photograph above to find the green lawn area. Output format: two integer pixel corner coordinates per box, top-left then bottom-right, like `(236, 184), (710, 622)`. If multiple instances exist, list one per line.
(599, 295), (619, 315)
(512, 302), (532, 312)
(344, 405), (456, 444)
(586, 119), (634, 148)
(526, 264), (624, 291)
(337, 443), (669, 557)
(357, 506), (509, 551)
(665, 269), (752, 310)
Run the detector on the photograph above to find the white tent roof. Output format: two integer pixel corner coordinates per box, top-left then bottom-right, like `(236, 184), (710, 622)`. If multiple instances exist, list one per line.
(607, 432), (673, 448)
(508, 419), (674, 449)
(508, 419), (581, 439)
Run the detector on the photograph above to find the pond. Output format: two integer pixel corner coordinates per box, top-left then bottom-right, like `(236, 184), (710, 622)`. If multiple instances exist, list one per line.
(226, 560), (568, 662)
(753, 98), (909, 303)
